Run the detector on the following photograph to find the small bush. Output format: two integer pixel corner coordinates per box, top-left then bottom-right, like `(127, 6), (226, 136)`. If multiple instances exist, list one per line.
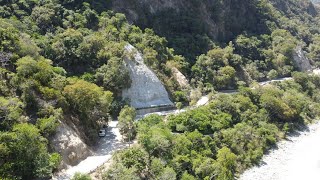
(71, 173), (92, 180)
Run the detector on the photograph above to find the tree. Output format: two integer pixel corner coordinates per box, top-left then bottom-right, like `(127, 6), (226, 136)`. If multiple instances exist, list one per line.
(0, 124), (57, 179)
(113, 147), (148, 172)
(63, 79), (113, 115)
(15, 56), (57, 86)
(0, 97), (24, 130)
(181, 171), (196, 180)
(103, 163), (140, 180)
(50, 28), (84, 73)
(71, 173), (92, 180)
(95, 57), (131, 92)
(0, 20), (19, 52)
(156, 167), (176, 180)
(63, 79), (113, 140)
(118, 106), (136, 142)
(138, 126), (173, 158)
(215, 147), (237, 180)
(176, 102), (183, 110)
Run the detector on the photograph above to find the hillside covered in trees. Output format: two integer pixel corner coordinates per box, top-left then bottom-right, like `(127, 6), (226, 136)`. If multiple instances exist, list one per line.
(1, 0), (320, 179)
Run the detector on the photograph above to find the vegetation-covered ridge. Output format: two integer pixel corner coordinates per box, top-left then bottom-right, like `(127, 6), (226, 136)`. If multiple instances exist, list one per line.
(104, 73), (320, 180)
(111, 0), (320, 62)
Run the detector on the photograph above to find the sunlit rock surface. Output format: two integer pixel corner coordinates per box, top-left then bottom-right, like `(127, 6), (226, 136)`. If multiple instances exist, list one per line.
(50, 121), (92, 168)
(122, 44), (174, 109)
(293, 46), (312, 72)
(171, 67), (190, 88)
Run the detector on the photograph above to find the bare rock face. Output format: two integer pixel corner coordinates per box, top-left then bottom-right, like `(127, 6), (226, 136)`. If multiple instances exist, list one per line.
(122, 44), (174, 109)
(292, 46), (312, 72)
(171, 67), (190, 88)
(50, 121), (92, 168)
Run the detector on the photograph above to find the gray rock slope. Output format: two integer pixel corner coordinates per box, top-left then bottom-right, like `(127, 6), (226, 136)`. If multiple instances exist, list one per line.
(292, 46), (312, 72)
(122, 44), (173, 109)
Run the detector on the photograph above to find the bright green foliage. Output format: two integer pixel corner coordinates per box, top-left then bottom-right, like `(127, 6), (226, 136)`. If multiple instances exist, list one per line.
(63, 79), (113, 140)
(103, 163), (140, 180)
(192, 44), (240, 90)
(215, 147), (237, 180)
(113, 147), (148, 172)
(64, 79), (112, 114)
(308, 34), (320, 66)
(95, 57), (131, 92)
(173, 91), (188, 103)
(0, 20), (19, 52)
(181, 171), (196, 180)
(0, 123), (59, 179)
(176, 102), (183, 110)
(71, 173), (92, 180)
(0, 97), (24, 130)
(103, 146), (145, 179)
(118, 106), (136, 141)
(16, 56), (57, 86)
(138, 126), (173, 157)
(36, 115), (60, 137)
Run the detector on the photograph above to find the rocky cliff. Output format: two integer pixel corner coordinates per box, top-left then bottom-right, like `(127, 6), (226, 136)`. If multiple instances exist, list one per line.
(122, 44), (174, 109)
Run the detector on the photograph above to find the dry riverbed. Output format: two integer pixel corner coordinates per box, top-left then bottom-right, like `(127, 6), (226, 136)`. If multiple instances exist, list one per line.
(240, 121), (320, 180)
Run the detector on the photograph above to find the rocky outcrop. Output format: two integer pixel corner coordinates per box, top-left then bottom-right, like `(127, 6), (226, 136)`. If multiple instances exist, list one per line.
(292, 46), (312, 72)
(50, 121), (92, 168)
(122, 44), (174, 109)
(171, 67), (190, 88)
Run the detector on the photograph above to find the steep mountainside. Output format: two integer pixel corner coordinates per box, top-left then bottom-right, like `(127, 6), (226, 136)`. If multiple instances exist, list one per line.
(110, 0), (319, 61)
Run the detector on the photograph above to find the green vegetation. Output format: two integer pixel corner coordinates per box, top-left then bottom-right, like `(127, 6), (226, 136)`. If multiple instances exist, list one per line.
(1, 0), (320, 179)
(118, 106), (137, 141)
(105, 74), (320, 179)
(0, 1), (185, 178)
(71, 173), (92, 180)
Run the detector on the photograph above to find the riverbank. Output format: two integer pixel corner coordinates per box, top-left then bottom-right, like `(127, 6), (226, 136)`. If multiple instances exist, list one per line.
(240, 120), (320, 180)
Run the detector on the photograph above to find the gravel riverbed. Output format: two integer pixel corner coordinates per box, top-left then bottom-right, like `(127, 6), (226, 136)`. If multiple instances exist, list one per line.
(240, 121), (320, 180)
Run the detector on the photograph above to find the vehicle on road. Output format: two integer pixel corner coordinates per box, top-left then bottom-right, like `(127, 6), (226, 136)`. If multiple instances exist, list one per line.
(98, 129), (106, 137)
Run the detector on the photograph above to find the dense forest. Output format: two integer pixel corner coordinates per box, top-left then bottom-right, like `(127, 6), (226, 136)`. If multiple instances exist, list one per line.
(0, 0), (320, 179)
